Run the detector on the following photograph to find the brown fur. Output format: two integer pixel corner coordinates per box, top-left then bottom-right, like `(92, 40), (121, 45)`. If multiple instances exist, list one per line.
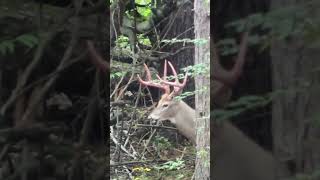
(149, 97), (278, 180)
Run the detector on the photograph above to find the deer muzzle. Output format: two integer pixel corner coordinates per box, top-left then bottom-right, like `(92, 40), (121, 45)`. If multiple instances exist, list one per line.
(147, 113), (159, 124)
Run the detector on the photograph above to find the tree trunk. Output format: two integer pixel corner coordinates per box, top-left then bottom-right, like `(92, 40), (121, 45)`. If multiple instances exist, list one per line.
(194, 0), (210, 179)
(271, 0), (320, 177)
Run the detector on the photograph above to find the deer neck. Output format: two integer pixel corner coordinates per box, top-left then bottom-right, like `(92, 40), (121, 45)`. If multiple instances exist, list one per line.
(170, 100), (196, 144)
(213, 121), (277, 180)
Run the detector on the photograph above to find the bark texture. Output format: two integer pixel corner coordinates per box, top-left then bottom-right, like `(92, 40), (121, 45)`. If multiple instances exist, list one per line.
(194, 0), (210, 179)
(271, 0), (320, 177)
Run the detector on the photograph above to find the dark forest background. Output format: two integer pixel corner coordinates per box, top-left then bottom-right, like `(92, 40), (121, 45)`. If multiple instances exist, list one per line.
(1, 0), (320, 179)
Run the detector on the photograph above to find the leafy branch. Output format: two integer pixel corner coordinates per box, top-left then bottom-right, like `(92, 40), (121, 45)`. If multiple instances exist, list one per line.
(0, 34), (39, 55)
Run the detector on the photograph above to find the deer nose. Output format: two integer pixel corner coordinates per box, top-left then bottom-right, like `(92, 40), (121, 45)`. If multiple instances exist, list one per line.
(147, 115), (158, 124)
(147, 114), (154, 119)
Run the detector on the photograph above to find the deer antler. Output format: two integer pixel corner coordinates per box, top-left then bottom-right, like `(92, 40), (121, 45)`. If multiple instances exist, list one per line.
(86, 40), (110, 73)
(137, 61), (171, 94)
(138, 60), (188, 96)
(213, 31), (249, 88)
(212, 31), (249, 107)
(157, 60), (188, 96)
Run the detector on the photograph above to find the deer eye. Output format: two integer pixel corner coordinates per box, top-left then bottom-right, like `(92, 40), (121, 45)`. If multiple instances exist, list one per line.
(162, 104), (169, 108)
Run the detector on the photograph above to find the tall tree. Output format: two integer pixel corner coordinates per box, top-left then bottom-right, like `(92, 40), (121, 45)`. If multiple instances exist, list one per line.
(194, 0), (210, 179)
(270, 0), (320, 177)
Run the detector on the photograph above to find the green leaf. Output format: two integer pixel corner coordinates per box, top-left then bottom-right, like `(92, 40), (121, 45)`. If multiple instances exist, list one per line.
(136, 0), (152, 18)
(138, 34), (151, 46)
(115, 35), (130, 49)
(0, 40), (15, 54)
(15, 34), (38, 48)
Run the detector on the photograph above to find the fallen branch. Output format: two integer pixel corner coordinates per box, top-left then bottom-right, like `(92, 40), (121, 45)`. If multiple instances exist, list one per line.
(110, 159), (167, 167)
(136, 124), (177, 131)
(0, 31), (57, 116)
(19, 17), (81, 127)
(110, 126), (137, 160)
(0, 124), (66, 141)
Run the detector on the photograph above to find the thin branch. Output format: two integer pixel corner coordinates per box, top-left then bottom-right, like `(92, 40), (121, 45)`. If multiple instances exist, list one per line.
(136, 124), (177, 131)
(19, 17), (81, 127)
(0, 31), (57, 116)
(110, 159), (167, 167)
(110, 126), (137, 160)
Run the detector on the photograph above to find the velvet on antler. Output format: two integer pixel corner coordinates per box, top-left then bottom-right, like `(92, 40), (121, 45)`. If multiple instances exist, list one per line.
(137, 60), (188, 97)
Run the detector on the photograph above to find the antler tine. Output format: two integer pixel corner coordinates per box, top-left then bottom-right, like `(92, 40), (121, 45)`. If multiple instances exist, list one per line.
(86, 40), (109, 73)
(156, 60), (168, 83)
(137, 63), (150, 84)
(212, 39), (227, 82)
(156, 60), (169, 81)
(162, 60), (171, 94)
(143, 63), (152, 81)
(163, 59), (168, 79)
(212, 31), (249, 86)
(167, 61), (179, 83)
(232, 31), (249, 78)
(154, 60), (188, 95)
(158, 61), (187, 87)
(181, 71), (188, 87)
(137, 63), (170, 94)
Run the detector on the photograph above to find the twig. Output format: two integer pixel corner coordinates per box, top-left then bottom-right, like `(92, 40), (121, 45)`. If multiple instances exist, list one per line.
(21, 140), (28, 180)
(0, 124), (66, 140)
(0, 144), (9, 161)
(19, 16), (81, 127)
(123, 166), (134, 180)
(110, 159), (167, 167)
(138, 131), (151, 146)
(117, 107), (125, 162)
(0, 31), (57, 116)
(110, 100), (131, 107)
(123, 84), (142, 152)
(8, 53), (86, 104)
(1, 0), (96, 116)
(80, 80), (99, 145)
(140, 121), (160, 159)
(110, 73), (126, 100)
(145, 46), (194, 61)
(110, 126), (137, 159)
(179, 147), (187, 160)
(116, 72), (135, 101)
(129, 143), (138, 158)
(136, 124), (177, 131)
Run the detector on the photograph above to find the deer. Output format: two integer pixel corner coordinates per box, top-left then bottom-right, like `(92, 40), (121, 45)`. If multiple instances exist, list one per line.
(137, 32), (283, 180)
(211, 32), (285, 180)
(137, 60), (196, 144)
(85, 37), (283, 179)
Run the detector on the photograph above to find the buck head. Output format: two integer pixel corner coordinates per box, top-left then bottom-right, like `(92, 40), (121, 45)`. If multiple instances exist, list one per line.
(137, 60), (187, 124)
(148, 93), (181, 122)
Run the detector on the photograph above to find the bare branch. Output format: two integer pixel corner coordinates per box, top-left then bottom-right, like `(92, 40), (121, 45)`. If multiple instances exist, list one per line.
(86, 40), (110, 74)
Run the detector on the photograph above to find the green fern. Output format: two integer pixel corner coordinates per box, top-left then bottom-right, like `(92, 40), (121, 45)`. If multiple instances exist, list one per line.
(0, 34), (38, 55)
